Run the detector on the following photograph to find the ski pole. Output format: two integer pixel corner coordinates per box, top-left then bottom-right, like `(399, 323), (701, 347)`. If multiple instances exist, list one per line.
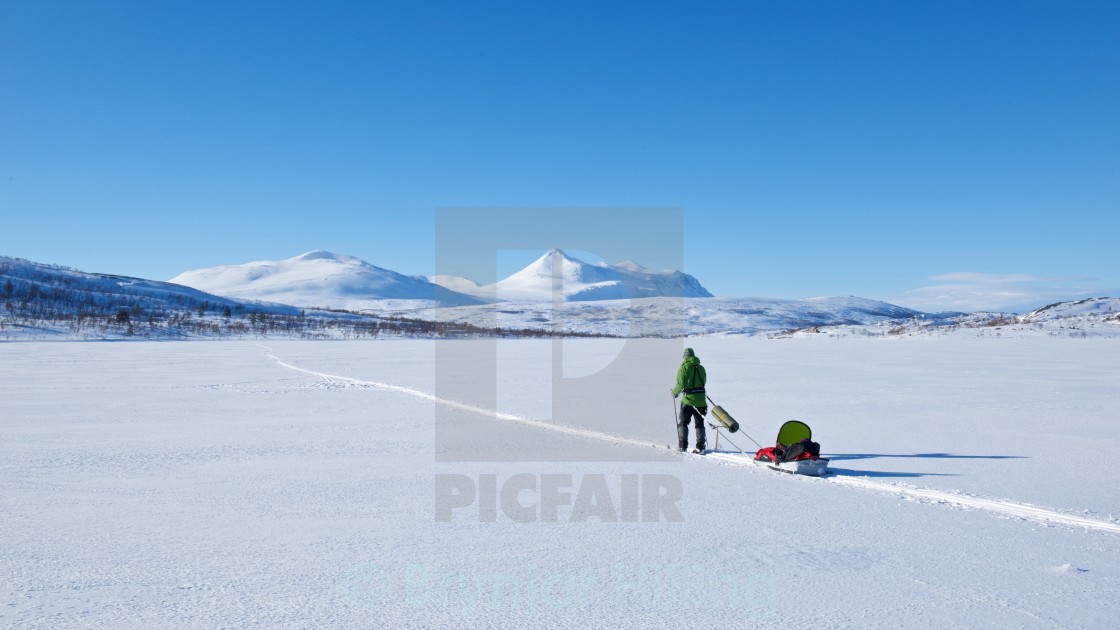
(670, 392), (682, 451)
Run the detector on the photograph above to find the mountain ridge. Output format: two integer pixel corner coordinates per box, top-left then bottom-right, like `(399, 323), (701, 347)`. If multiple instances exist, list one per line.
(169, 250), (486, 310)
(431, 248), (714, 302)
(4, 254), (1118, 339)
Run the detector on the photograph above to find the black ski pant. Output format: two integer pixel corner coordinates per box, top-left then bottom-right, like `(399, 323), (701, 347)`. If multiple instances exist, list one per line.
(677, 405), (707, 450)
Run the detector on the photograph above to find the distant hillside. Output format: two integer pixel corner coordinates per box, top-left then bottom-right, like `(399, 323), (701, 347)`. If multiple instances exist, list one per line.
(1021, 297), (1120, 322)
(0, 257), (605, 340)
(0, 256), (303, 339)
(806, 297), (1120, 339)
(423, 295), (929, 337)
(5, 255), (1116, 340)
(170, 251), (485, 310)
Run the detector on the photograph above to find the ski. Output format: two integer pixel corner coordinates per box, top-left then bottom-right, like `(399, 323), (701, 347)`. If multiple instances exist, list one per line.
(662, 445), (706, 455)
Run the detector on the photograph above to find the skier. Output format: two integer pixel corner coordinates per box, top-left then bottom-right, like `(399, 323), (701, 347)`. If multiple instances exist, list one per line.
(671, 347), (707, 453)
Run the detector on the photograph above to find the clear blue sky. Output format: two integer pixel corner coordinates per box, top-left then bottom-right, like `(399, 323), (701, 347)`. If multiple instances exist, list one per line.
(2, 1), (1117, 312)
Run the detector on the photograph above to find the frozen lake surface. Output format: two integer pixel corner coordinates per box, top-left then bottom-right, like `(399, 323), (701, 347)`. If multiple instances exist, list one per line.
(2, 337), (1118, 628)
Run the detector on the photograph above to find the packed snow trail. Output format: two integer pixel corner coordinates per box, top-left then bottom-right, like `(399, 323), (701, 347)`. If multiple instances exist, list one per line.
(700, 453), (1120, 534)
(827, 475), (1120, 534)
(260, 346), (1120, 535)
(259, 345), (656, 451)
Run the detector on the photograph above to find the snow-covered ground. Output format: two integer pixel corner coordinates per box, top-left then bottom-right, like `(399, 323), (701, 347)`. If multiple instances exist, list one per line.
(2, 337), (1119, 628)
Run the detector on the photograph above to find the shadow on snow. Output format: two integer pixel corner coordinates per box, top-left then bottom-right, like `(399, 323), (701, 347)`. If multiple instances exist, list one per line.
(825, 468), (959, 478)
(824, 453), (1025, 478)
(825, 453), (1027, 461)
(704, 451), (1021, 478)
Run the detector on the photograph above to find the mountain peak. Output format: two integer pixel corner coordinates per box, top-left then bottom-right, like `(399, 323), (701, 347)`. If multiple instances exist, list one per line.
(613, 260), (649, 272)
(535, 248), (579, 264)
(290, 250), (360, 264)
(483, 249), (712, 301)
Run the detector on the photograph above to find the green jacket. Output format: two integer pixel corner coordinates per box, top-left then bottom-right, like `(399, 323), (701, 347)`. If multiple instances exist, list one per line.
(672, 356), (707, 408)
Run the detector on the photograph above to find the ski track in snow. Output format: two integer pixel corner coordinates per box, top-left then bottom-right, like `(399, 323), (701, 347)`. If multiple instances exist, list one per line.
(259, 346), (1120, 536)
(258, 346), (656, 451)
(825, 475), (1120, 534)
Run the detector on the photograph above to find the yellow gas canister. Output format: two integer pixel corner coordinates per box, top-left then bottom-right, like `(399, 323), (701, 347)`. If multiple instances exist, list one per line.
(710, 405), (739, 433)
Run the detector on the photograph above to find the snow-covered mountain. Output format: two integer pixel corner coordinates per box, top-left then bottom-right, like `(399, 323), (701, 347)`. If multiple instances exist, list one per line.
(422, 295), (929, 337)
(0, 255), (597, 340)
(0, 255), (308, 339)
(432, 248), (713, 302)
(169, 251), (485, 310)
(9, 252), (1118, 339)
(420, 294), (1116, 339)
(1021, 297), (1119, 322)
(815, 297), (1120, 339)
(0, 255), (281, 314)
